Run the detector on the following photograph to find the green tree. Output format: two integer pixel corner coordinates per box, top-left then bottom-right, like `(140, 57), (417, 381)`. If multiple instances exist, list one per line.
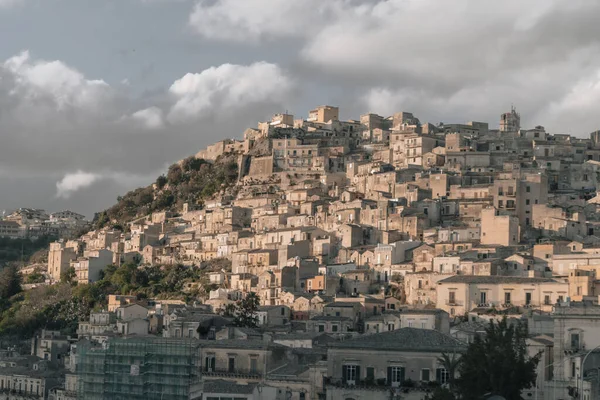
(234, 292), (260, 328)
(455, 317), (540, 400)
(425, 387), (457, 400)
(61, 267), (76, 285)
(0, 265), (22, 298)
(156, 175), (168, 190)
(438, 351), (462, 392)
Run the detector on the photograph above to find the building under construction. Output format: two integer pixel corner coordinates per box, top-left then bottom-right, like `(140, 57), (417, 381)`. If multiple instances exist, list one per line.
(77, 337), (202, 400)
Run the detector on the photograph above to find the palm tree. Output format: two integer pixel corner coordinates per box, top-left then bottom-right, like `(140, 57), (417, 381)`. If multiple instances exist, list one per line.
(437, 351), (462, 392)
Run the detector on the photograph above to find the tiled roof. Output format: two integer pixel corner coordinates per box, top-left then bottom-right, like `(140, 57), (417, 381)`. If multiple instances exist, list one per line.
(325, 302), (358, 308)
(203, 379), (256, 394)
(451, 321), (488, 333)
(398, 308), (447, 315)
(200, 339), (285, 350)
(438, 275), (558, 284)
(311, 316), (351, 322)
(329, 327), (466, 352)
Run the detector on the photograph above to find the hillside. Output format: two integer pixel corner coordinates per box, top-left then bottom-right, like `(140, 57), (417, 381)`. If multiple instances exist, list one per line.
(93, 154), (239, 229)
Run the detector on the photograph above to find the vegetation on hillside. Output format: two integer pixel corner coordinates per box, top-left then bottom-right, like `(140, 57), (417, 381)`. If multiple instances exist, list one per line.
(0, 236), (55, 267)
(0, 258), (230, 338)
(94, 155), (239, 229)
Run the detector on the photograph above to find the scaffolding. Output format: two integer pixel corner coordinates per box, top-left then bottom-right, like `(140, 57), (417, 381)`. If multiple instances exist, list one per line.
(77, 337), (202, 400)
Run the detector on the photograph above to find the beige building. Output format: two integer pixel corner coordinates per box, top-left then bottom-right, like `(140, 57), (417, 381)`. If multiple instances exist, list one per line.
(307, 105), (339, 123)
(480, 207), (520, 246)
(47, 241), (78, 282)
(325, 328), (466, 400)
(436, 275), (568, 316)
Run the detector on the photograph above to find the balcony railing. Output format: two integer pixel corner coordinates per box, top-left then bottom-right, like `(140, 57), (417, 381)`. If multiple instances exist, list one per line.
(324, 377), (441, 393)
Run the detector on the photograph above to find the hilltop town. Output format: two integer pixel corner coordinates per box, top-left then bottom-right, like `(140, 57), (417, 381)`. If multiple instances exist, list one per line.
(3, 105), (600, 399)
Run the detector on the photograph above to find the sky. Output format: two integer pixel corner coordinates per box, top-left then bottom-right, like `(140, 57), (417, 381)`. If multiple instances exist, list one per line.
(2, 0), (600, 218)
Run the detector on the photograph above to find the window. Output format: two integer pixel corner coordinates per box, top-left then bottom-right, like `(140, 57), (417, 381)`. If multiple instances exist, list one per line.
(343, 364), (360, 384)
(525, 292), (532, 305)
(572, 362), (576, 378)
(421, 369), (430, 381)
(205, 355), (216, 372)
(544, 295), (551, 305)
(526, 199), (530, 205)
(250, 358), (258, 374)
(388, 366), (405, 386)
(571, 333), (580, 349)
(318, 325), (325, 332)
(526, 186), (531, 193)
(449, 291), (456, 304)
(332, 325), (339, 332)
(366, 367), (375, 382)
(300, 393), (306, 400)
(480, 292), (487, 304)
(504, 292), (511, 305)
(228, 357), (236, 373)
(436, 368), (450, 384)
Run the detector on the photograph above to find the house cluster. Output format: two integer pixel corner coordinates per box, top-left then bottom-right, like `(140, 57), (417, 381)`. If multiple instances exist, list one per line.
(23, 105), (600, 399)
(0, 208), (89, 240)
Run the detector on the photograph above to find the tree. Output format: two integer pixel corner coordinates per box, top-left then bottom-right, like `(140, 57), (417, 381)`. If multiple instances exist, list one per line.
(155, 175), (167, 190)
(425, 387), (457, 400)
(61, 267), (76, 285)
(0, 265), (22, 299)
(438, 351), (462, 392)
(455, 317), (540, 400)
(234, 292), (260, 328)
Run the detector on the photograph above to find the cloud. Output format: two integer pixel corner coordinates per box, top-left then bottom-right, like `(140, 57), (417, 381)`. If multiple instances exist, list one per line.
(0, 51), (294, 214)
(188, 0), (340, 42)
(189, 0), (600, 134)
(167, 62), (293, 123)
(129, 106), (165, 129)
(56, 171), (101, 198)
(4, 51), (113, 112)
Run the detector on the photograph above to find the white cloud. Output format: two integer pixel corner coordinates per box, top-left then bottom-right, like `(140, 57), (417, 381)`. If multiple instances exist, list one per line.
(188, 0), (359, 43)
(56, 171), (101, 198)
(130, 106), (165, 129)
(4, 50), (112, 112)
(167, 62), (293, 123)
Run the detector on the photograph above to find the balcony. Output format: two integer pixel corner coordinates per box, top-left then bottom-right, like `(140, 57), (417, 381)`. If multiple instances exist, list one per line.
(446, 301), (463, 306)
(325, 377), (439, 396)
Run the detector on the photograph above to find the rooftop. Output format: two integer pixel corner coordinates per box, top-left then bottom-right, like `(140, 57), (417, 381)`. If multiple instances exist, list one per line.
(329, 327), (466, 352)
(438, 276), (559, 285)
(203, 379), (256, 395)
